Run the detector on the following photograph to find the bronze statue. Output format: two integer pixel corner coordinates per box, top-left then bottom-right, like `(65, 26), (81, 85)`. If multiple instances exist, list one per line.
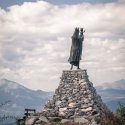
(68, 28), (85, 70)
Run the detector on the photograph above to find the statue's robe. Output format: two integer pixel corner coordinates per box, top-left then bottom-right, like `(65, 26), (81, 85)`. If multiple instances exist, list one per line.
(68, 34), (83, 66)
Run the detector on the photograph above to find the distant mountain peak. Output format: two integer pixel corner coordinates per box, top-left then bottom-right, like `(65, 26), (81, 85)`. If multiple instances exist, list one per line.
(114, 79), (125, 84)
(96, 79), (125, 90)
(0, 78), (10, 83)
(0, 78), (26, 91)
(1, 78), (18, 84)
(0, 79), (53, 118)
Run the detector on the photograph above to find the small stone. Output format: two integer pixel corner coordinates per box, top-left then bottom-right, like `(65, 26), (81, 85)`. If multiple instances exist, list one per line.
(35, 119), (42, 124)
(79, 79), (84, 83)
(86, 107), (93, 112)
(67, 110), (75, 117)
(81, 107), (93, 112)
(73, 89), (77, 94)
(91, 121), (98, 125)
(76, 103), (81, 108)
(61, 119), (73, 123)
(81, 104), (88, 109)
(59, 107), (67, 112)
(88, 94), (92, 99)
(84, 98), (90, 103)
(38, 116), (49, 123)
(55, 101), (61, 106)
(25, 116), (39, 125)
(68, 102), (76, 108)
(81, 109), (86, 112)
(83, 91), (87, 94)
(74, 117), (89, 124)
(59, 111), (65, 116)
(80, 112), (86, 116)
(42, 108), (49, 112)
(54, 106), (59, 111)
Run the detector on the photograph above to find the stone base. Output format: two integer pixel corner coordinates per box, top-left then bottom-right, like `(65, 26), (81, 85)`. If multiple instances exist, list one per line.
(41, 69), (110, 124)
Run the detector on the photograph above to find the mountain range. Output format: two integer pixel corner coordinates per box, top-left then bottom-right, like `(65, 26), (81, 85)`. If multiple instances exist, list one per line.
(0, 78), (125, 124)
(0, 78), (53, 123)
(95, 79), (125, 111)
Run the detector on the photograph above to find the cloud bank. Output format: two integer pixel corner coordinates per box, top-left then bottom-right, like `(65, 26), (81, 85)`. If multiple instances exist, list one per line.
(0, 0), (125, 91)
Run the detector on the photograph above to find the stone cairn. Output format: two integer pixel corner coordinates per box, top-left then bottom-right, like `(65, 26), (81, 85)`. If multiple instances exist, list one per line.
(42, 70), (109, 124)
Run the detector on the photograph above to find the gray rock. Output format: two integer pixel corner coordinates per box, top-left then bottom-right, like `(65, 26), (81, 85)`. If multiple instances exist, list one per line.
(91, 121), (98, 125)
(74, 117), (89, 124)
(38, 116), (49, 123)
(25, 116), (39, 125)
(59, 107), (67, 112)
(68, 102), (76, 108)
(67, 111), (75, 117)
(41, 70), (110, 120)
(61, 119), (73, 123)
(55, 101), (61, 106)
(84, 98), (90, 103)
(59, 111), (65, 117)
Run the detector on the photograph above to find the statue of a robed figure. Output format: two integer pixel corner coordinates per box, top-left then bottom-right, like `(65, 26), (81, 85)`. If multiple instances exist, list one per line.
(68, 28), (85, 70)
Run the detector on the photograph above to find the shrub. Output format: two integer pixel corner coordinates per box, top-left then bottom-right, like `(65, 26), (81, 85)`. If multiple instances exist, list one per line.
(100, 112), (124, 125)
(16, 119), (25, 125)
(49, 117), (62, 123)
(117, 102), (125, 117)
(100, 102), (125, 125)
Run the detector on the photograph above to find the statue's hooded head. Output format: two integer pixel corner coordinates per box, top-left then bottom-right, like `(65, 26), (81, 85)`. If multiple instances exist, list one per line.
(75, 27), (79, 33)
(73, 27), (79, 38)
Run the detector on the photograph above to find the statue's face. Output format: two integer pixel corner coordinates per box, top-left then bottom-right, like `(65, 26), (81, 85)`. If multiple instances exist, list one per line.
(75, 29), (79, 35)
(73, 28), (79, 37)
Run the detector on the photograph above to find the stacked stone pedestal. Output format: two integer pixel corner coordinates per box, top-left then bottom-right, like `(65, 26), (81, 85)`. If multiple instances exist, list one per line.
(42, 70), (109, 124)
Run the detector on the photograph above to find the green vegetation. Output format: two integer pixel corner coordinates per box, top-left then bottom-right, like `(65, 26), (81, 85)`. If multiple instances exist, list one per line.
(16, 119), (25, 125)
(100, 102), (125, 125)
(117, 102), (125, 117)
(49, 117), (62, 123)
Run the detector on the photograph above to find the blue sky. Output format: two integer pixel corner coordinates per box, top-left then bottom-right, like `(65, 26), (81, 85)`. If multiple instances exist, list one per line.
(0, 0), (117, 9)
(0, 0), (125, 91)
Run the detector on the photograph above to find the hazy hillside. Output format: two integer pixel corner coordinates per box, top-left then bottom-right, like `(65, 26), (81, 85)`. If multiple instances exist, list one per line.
(96, 79), (125, 111)
(0, 79), (53, 117)
(0, 78), (125, 124)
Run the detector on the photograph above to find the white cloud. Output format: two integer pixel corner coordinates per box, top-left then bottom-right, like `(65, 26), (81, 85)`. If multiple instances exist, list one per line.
(0, 0), (125, 91)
